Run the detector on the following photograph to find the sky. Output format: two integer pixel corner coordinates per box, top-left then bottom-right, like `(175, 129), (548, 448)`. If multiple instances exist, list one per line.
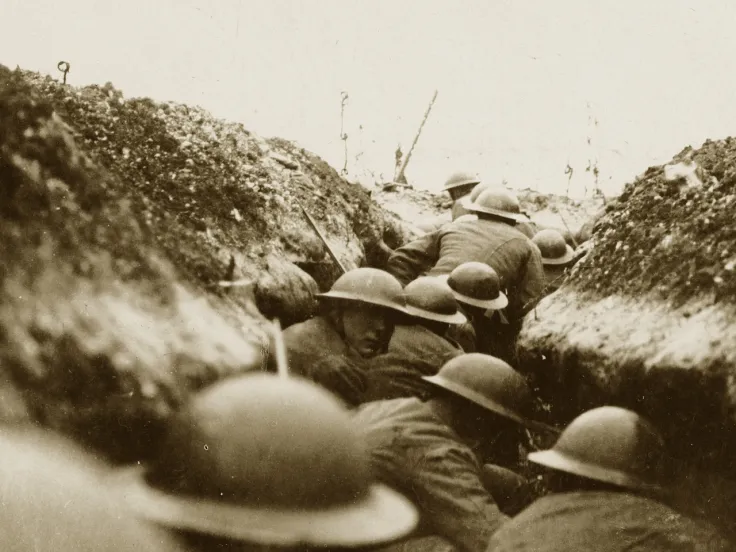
(3, 0), (736, 197)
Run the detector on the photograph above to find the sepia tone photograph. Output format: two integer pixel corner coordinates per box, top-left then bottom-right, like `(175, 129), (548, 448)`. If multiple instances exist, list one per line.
(0, 1), (735, 550)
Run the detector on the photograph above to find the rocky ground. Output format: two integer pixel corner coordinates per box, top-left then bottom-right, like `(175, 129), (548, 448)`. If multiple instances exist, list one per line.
(4, 63), (734, 541)
(516, 140), (736, 537)
(0, 65), (413, 463)
(373, 182), (604, 241)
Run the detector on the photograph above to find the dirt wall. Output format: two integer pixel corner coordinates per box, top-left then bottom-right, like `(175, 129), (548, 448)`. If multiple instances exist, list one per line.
(517, 139), (736, 536)
(0, 66), (411, 462)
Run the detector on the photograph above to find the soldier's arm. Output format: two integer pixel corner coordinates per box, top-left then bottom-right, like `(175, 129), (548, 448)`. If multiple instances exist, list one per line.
(411, 447), (508, 552)
(385, 231), (442, 286)
(517, 244), (545, 317)
(307, 354), (368, 407)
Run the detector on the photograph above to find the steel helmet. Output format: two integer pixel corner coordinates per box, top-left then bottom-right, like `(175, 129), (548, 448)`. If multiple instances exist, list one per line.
(438, 262), (508, 310)
(453, 182), (490, 220)
(532, 229), (575, 266)
(0, 429), (184, 552)
(318, 267), (407, 314)
(424, 353), (544, 431)
(528, 406), (665, 491)
(467, 188), (528, 224)
(114, 373), (418, 548)
(458, 182), (492, 210)
(515, 220), (538, 239)
(403, 277), (466, 325)
(444, 171), (481, 192)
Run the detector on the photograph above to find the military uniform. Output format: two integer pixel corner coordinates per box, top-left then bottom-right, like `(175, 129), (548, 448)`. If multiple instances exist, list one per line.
(283, 316), (368, 406)
(387, 219), (544, 319)
(487, 491), (731, 552)
(354, 397), (508, 552)
(363, 326), (463, 402)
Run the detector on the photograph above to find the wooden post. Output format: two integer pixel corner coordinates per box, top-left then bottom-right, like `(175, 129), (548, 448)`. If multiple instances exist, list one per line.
(272, 319), (289, 379)
(394, 90), (438, 183)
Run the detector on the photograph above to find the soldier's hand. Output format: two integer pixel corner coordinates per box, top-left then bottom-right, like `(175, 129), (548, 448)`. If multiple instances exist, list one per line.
(481, 464), (534, 516)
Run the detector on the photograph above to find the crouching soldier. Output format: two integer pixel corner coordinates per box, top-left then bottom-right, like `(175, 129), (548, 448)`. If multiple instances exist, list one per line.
(283, 267), (407, 406)
(354, 353), (552, 552)
(488, 406), (731, 551)
(363, 276), (466, 402)
(531, 229), (576, 295)
(114, 373), (419, 552)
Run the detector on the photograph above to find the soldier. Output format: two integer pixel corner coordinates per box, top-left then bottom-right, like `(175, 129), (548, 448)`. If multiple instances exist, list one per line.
(363, 276), (466, 401)
(453, 183), (541, 237)
(386, 187), (544, 325)
(354, 354), (550, 552)
(531, 228), (576, 295)
(114, 373), (419, 552)
(444, 171), (482, 220)
(453, 182), (490, 223)
(0, 428), (184, 552)
(439, 262), (510, 359)
(416, 173), (483, 235)
(488, 407), (731, 551)
(283, 267), (407, 406)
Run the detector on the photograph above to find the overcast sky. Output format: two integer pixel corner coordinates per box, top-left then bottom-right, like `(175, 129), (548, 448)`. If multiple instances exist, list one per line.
(3, 1), (735, 197)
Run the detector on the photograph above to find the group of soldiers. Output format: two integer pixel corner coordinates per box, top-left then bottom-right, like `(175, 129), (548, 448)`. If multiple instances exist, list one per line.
(3, 173), (730, 551)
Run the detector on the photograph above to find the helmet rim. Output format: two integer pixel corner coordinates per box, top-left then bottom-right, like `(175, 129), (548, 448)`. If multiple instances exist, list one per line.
(528, 448), (662, 492)
(113, 467), (419, 547)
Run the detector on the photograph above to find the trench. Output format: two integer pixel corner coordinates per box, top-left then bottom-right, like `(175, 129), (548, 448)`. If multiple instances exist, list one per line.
(517, 340), (736, 541)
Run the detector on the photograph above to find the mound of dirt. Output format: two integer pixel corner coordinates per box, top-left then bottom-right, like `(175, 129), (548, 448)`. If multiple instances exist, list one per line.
(0, 66), (411, 463)
(373, 184), (604, 240)
(517, 138), (736, 535)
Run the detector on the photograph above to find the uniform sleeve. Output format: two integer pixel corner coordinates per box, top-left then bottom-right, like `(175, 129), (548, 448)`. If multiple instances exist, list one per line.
(386, 231), (442, 286)
(447, 323), (477, 353)
(517, 244), (545, 317)
(409, 446), (508, 552)
(308, 354), (368, 406)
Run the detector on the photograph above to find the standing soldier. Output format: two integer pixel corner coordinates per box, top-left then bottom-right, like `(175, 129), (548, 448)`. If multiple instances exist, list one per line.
(114, 373), (419, 552)
(416, 172), (483, 235)
(488, 407), (731, 551)
(444, 171), (482, 221)
(283, 267), (407, 406)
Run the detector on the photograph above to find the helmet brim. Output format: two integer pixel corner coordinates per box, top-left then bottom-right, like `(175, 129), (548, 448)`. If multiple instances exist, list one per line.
(404, 305), (467, 325)
(316, 291), (408, 315)
(422, 374), (530, 427)
(111, 467), (419, 548)
(444, 179), (481, 191)
(453, 214), (478, 224)
(467, 205), (529, 224)
(453, 289), (508, 311)
(541, 245), (576, 266)
(527, 449), (661, 492)
(434, 275), (509, 310)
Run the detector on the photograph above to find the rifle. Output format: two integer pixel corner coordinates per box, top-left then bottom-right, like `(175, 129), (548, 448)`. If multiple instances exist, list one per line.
(300, 206), (347, 274)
